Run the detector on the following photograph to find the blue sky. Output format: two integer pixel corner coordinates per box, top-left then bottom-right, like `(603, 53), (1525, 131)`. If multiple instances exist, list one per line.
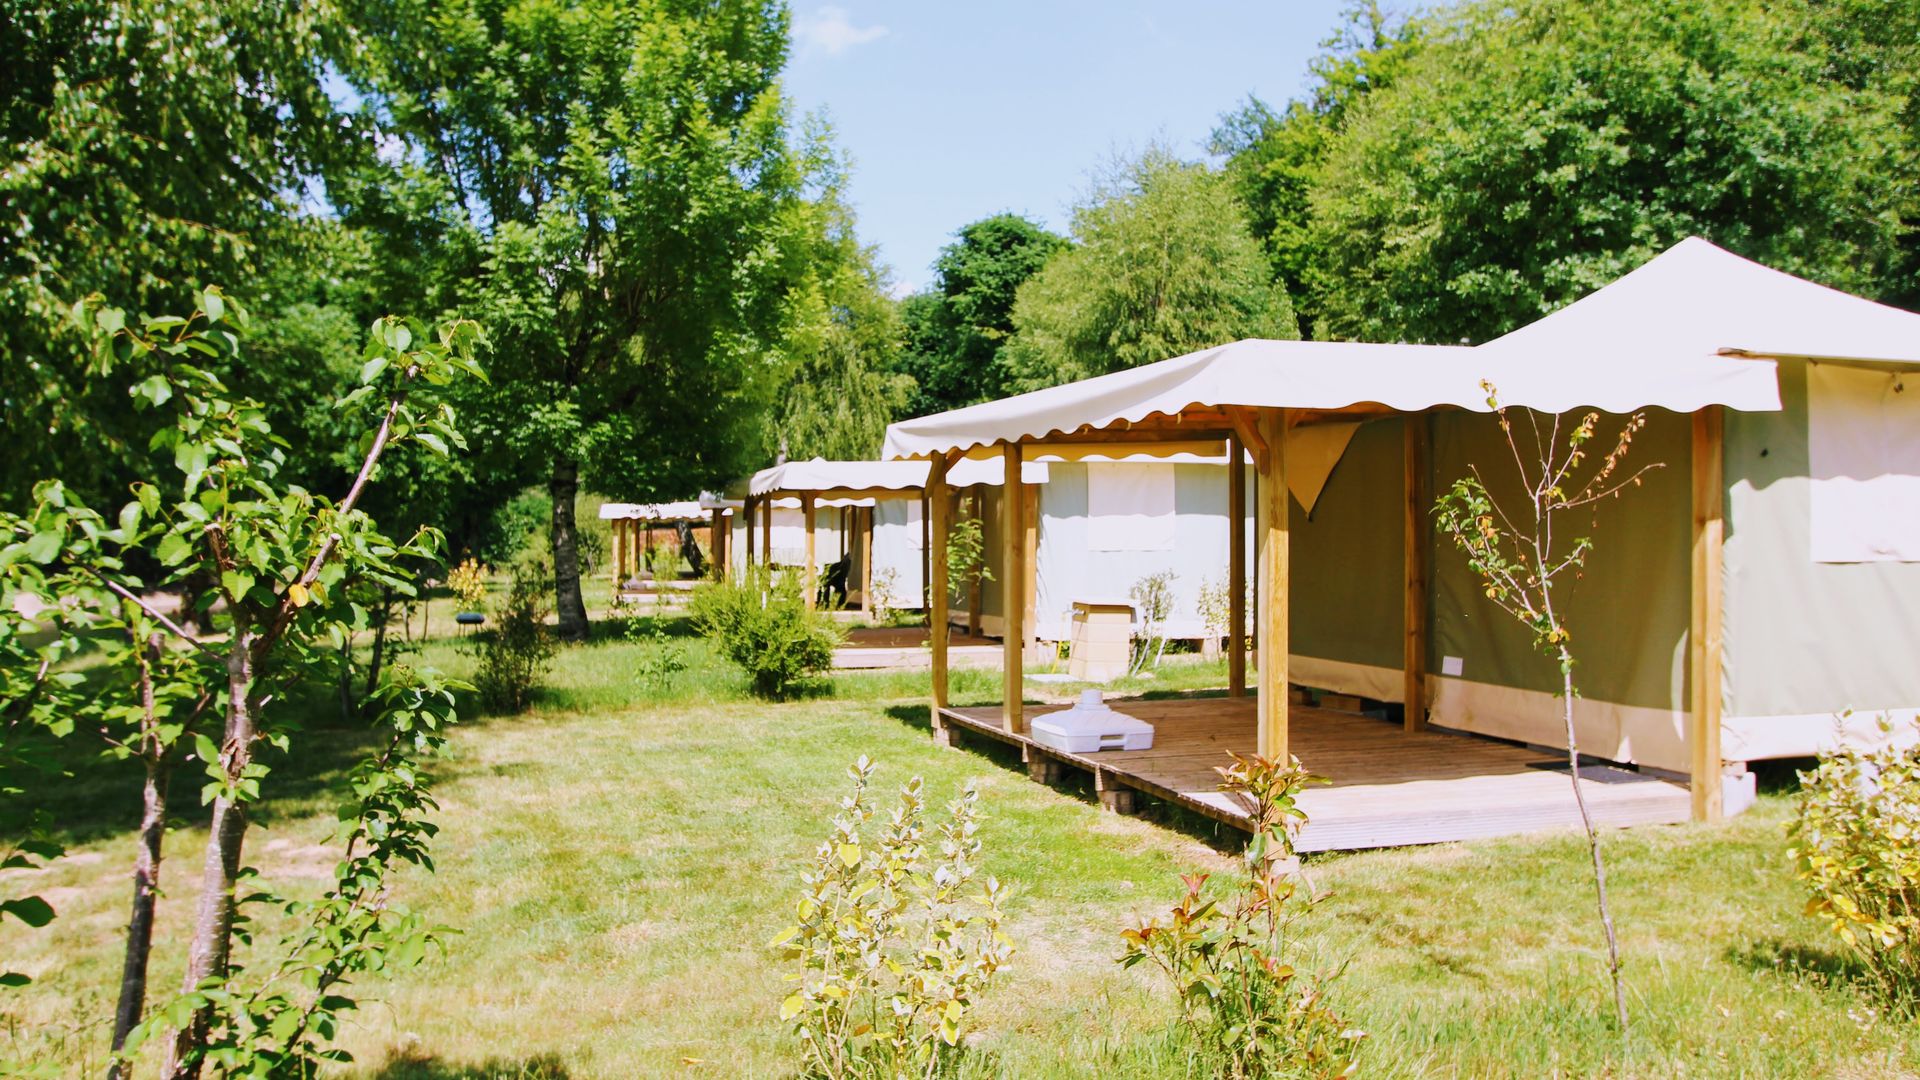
(780, 1), (1354, 294)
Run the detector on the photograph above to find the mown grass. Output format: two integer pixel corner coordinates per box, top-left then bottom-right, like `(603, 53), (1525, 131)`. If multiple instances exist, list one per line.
(3, 598), (1917, 1077)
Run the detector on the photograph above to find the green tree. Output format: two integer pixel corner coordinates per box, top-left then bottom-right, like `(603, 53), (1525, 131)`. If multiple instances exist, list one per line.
(897, 213), (1065, 414)
(0, 0), (350, 508)
(1212, 2), (1425, 339)
(338, 0), (812, 639)
(1000, 151), (1298, 392)
(1303, 0), (1920, 344)
(767, 137), (913, 461)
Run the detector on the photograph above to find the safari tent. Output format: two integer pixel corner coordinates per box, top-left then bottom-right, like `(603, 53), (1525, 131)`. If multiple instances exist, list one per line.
(879, 237), (1920, 848)
(597, 500), (712, 588)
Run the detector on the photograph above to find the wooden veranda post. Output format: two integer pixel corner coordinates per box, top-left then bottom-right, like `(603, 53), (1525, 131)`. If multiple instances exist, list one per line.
(1228, 432), (1247, 697)
(1255, 411), (1290, 760)
(1403, 414), (1430, 731)
(743, 497), (757, 567)
(1690, 406), (1726, 820)
(1002, 443), (1026, 734)
(612, 518), (627, 588)
(802, 493), (817, 609)
(761, 497), (772, 568)
(711, 507), (727, 579)
(929, 458), (951, 743)
(858, 506), (872, 612)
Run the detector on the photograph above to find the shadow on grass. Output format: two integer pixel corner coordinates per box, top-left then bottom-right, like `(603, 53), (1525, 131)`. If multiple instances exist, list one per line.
(371, 1052), (573, 1079)
(1728, 936), (1869, 993)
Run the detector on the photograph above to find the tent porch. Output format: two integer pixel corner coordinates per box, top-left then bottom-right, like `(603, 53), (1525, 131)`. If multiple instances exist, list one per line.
(937, 696), (1691, 850)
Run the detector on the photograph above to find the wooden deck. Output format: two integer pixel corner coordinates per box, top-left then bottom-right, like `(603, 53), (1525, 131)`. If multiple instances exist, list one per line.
(834, 627), (1002, 670)
(939, 697), (1691, 852)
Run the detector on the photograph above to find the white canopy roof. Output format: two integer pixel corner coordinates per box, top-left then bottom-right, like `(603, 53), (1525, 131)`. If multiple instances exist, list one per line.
(881, 237), (1920, 461)
(738, 456), (1048, 498)
(598, 501), (708, 522)
(1473, 237), (1920, 409)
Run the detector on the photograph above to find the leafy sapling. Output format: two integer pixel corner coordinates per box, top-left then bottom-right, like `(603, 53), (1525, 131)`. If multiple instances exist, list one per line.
(1432, 381), (1660, 1038)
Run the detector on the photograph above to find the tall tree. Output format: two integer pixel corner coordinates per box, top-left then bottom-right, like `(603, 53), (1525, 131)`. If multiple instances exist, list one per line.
(897, 213), (1065, 415)
(1211, 2), (1425, 339)
(1303, 0), (1920, 344)
(768, 149), (914, 461)
(0, 0), (350, 507)
(1000, 150), (1298, 392)
(339, 0), (812, 638)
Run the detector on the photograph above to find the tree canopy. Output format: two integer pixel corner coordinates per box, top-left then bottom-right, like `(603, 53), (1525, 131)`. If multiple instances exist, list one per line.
(897, 213), (1065, 415)
(999, 151), (1298, 392)
(1227, 0), (1920, 344)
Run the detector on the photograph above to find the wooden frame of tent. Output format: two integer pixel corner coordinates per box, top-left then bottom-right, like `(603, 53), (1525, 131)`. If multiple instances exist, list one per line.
(737, 486), (891, 611)
(913, 406), (1714, 839)
(603, 503), (714, 593)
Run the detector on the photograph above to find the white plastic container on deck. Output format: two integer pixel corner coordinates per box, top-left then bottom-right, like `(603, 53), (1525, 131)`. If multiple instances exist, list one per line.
(1030, 690), (1155, 753)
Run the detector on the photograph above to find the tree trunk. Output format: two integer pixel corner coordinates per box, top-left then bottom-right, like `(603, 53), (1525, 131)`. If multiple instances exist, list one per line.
(364, 586), (391, 699)
(164, 628), (256, 1080)
(108, 634), (168, 1078)
(1560, 652), (1628, 1037)
(551, 458), (589, 641)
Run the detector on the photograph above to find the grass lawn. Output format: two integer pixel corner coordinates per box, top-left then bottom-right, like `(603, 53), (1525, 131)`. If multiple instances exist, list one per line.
(4, 596), (1917, 1077)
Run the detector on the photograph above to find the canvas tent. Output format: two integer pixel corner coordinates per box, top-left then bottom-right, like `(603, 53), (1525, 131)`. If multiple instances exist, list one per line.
(881, 236), (1920, 822)
(598, 500), (712, 587)
(726, 457), (1046, 609)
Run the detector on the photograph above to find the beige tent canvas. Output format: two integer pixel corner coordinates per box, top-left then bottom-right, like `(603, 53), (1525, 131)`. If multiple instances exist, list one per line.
(881, 236), (1920, 821)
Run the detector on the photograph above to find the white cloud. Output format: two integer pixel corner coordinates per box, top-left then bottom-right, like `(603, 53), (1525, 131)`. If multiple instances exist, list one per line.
(793, 6), (888, 57)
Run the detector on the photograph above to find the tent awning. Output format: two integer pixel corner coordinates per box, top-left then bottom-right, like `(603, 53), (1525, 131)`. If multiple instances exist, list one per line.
(598, 501), (708, 522)
(876, 237), (1920, 461)
(729, 457), (1049, 500)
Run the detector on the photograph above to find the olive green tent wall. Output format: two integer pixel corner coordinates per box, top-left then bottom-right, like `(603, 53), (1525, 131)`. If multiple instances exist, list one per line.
(1722, 358), (1920, 760)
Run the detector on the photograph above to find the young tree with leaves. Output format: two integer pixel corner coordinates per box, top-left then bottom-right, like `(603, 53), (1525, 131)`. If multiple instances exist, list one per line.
(1433, 383), (1661, 1036)
(337, 0), (814, 639)
(999, 149), (1298, 392)
(10, 289), (484, 1075)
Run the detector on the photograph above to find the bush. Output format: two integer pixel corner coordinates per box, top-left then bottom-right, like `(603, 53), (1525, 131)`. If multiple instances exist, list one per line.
(1791, 715), (1920, 1011)
(472, 559), (557, 712)
(690, 567), (841, 698)
(771, 756), (1012, 1079)
(1120, 753), (1364, 1079)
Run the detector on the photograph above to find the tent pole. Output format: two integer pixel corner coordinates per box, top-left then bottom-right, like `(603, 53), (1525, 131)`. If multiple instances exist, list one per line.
(803, 493), (817, 609)
(1022, 481), (1038, 663)
(711, 507), (726, 580)
(1256, 410), (1290, 760)
(1404, 414), (1431, 731)
(1690, 406), (1725, 820)
(1228, 433), (1247, 697)
(1002, 443), (1026, 734)
(859, 506), (872, 612)
(929, 458), (951, 744)
(761, 496), (772, 568)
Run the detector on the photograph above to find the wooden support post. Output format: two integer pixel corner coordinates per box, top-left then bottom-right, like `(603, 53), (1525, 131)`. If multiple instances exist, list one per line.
(1690, 406), (1726, 821)
(1255, 410), (1290, 761)
(611, 518), (625, 588)
(1002, 443), (1026, 735)
(859, 506), (873, 612)
(802, 493), (817, 609)
(1022, 481), (1039, 662)
(1403, 414), (1430, 731)
(921, 492), (932, 610)
(711, 508), (726, 580)
(743, 497), (757, 567)
(1228, 432), (1247, 697)
(929, 458), (952, 744)
(761, 496), (772, 568)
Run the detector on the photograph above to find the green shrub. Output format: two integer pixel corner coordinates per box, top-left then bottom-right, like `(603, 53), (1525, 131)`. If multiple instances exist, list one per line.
(690, 567), (841, 698)
(1791, 715), (1920, 1011)
(1120, 753), (1364, 1079)
(771, 756), (1012, 1078)
(472, 559), (557, 712)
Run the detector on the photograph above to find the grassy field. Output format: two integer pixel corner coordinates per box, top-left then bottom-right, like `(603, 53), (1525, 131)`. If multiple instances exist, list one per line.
(4, 593), (1917, 1077)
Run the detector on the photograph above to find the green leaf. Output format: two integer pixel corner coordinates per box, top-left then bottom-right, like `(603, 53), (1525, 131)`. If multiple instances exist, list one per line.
(22, 530), (61, 565)
(360, 355), (390, 386)
(156, 532), (192, 566)
(1, 895), (56, 928)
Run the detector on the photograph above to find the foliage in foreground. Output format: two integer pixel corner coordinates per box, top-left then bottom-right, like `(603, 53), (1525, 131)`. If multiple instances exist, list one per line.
(472, 559), (557, 714)
(1122, 753), (1362, 1080)
(772, 757), (1012, 1079)
(691, 567), (842, 699)
(1792, 714), (1920, 1013)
